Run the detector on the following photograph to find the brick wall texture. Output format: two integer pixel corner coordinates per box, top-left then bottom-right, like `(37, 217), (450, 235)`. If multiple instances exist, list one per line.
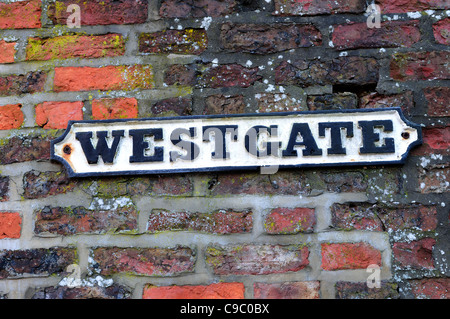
(0, 0), (449, 299)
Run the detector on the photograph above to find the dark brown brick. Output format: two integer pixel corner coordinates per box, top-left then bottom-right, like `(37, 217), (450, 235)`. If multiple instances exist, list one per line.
(198, 64), (262, 88)
(307, 93), (358, 111)
(204, 94), (245, 114)
(0, 135), (51, 165)
(335, 281), (399, 299)
(139, 29), (208, 55)
(0, 71), (47, 96)
(0, 176), (9, 202)
(31, 284), (131, 299)
(160, 0), (236, 18)
(23, 170), (76, 199)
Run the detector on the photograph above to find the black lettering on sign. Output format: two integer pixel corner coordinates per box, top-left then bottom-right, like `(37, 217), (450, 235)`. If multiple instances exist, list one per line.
(245, 125), (281, 158)
(76, 130), (124, 164)
(282, 123), (322, 157)
(129, 128), (164, 162)
(170, 127), (199, 162)
(359, 120), (395, 154)
(318, 122), (354, 155)
(202, 125), (238, 159)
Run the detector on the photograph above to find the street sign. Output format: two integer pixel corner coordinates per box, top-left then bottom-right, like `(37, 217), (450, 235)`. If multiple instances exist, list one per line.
(51, 108), (422, 177)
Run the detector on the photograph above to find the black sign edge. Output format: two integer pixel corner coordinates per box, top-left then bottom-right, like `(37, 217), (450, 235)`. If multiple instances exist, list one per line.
(50, 107), (423, 178)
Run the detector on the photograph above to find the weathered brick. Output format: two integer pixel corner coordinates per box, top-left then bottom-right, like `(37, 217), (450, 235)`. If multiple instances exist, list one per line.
(164, 64), (197, 86)
(377, 0), (449, 13)
(321, 243), (381, 271)
(433, 18), (450, 45)
(275, 57), (379, 87)
(147, 209), (252, 234)
(264, 207), (315, 234)
(393, 238), (435, 270)
(150, 97), (192, 116)
(274, 0), (365, 16)
(409, 278), (450, 299)
(35, 206), (138, 236)
(360, 91), (414, 116)
(91, 246), (195, 276)
(0, 41), (16, 63)
(332, 20), (420, 50)
(307, 93), (357, 111)
(205, 244), (309, 275)
(53, 65), (154, 92)
(331, 203), (438, 232)
(390, 51), (450, 81)
(0, 247), (76, 279)
(257, 93), (306, 113)
(209, 171), (311, 196)
(0, 104), (24, 130)
(335, 281), (399, 299)
(198, 64), (261, 88)
(143, 282), (245, 299)
(160, 0), (236, 18)
(319, 171), (367, 193)
(424, 87), (450, 117)
(0, 71), (47, 96)
(31, 284), (131, 299)
(26, 34), (125, 61)
(139, 29), (207, 55)
(48, 0), (148, 26)
(35, 101), (83, 129)
(204, 94), (245, 115)
(418, 163), (450, 193)
(254, 281), (320, 299)
(0, 134), (51, 164)
(0, 177), (9, 202)
(220, 23), (321, 54)
(0, 212), (21, 239)
(0, 0), (41, 29)
(415, 126), (450, 156)
(23, 170), (76, 199)
(92, 98), (138, 120)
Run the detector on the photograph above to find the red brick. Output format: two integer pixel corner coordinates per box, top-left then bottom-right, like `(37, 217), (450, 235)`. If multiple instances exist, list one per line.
(321, 243), (381, 271)
(0, 247), (76, 279)
(331, 203), (438, 232)
(275, 57), (379, 87)
(220, 23), (322, 54)
(377, 0), (449, 13)
(35, 101), (83, 129)
(198, 64), (261, 88)
(0, 0), (41, 29)
(264, 207), (315, 234)
(92, 247), (195, 276)
(424, 87), (450, 117)
(360, 91), (414, 116)
(160, 0), (236, 18)
(0, 41), (16, 64)
(48, 0), (148, 26)
(34, 206), (138, 236)
(205, 244), (309, 275)
(0, 71), (47, 96)
(419, 126), (450, 155)
(332, 20), (420, 50)
(143, 282), (245, 299)
(418, 164), (450, 194)
(53, 65), (154, 92)
(0, 104), (24, 130)
(0, 212), (21, 239)
(92, 98), (138, 120)
(390, 51), (450, 81)
(139, 29), (208, 55)
(409, 278), (450, 299)
(393, 238), (435, 270)
(254, 281), (320, 299)
(273, 0), (365, 16)
(433, 18), (450, 45)
(147, 209), (252, 234)
(26, 34), (125, 61)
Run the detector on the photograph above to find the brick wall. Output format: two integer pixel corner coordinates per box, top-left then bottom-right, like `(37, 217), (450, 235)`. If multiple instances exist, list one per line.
(0, 0), (449, 299)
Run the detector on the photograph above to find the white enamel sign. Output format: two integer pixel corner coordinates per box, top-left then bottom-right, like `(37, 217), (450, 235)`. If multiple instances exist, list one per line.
(51, 108), (422, 177)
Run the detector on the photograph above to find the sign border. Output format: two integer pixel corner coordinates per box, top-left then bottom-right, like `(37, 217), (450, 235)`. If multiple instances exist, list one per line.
(50, 107), (423, 178)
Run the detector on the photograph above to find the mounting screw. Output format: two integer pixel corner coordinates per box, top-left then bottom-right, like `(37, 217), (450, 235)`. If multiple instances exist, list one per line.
(63, 145), (72, 155)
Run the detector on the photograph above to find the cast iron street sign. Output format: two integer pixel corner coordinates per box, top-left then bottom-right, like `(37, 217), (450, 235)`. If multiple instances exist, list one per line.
(51, 108), (422, 177)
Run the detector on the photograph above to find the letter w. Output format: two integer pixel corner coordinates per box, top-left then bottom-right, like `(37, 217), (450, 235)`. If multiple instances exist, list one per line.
(76, 130), (124, 164)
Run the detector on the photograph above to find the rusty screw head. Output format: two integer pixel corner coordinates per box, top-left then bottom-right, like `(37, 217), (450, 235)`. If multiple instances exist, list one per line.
(63, 145), (72, 155)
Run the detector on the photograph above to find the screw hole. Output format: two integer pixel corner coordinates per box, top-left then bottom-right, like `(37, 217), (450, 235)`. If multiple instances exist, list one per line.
(63, 145), (72, 155)
(401, 132), (410, 139)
